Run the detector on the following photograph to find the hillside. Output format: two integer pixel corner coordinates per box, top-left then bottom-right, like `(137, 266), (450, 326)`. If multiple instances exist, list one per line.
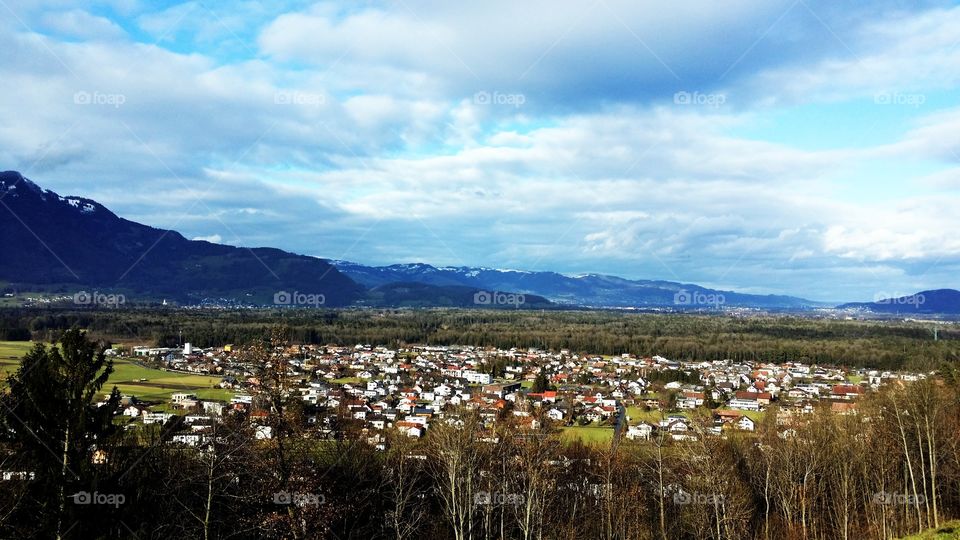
(0, 171), (363, 306)
(838, 289), (960, 315)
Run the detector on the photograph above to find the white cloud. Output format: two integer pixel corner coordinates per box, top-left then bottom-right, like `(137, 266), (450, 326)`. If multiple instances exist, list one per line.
(1, 0), (959, 301)
(746, 6), (960, 105)
(192, 234), (222, 243)
(40, 9), (126, 41)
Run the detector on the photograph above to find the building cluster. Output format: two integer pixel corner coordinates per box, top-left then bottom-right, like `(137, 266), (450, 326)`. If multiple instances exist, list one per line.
(113, 343), (928, 448)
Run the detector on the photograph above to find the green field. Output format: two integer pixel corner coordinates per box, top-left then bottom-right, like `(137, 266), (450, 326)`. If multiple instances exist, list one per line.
(899, 521), (960, 539)
(626, 406), (666, 423)
(625, 406), (690, 423)
(0, 341), (34, 378)
(107, 360), (232, 403)
(1, 341), (231, 404)
(625, 405), (765, 425)
(561, 425), (614, 445)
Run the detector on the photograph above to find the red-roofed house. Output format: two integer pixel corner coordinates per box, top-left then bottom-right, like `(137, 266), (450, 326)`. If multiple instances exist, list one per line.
(830, 385), (864, 400)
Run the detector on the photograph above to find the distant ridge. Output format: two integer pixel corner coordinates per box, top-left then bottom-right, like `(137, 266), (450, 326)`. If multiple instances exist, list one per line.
(331, 260), (823, 310)
(837, 289), (960, 314)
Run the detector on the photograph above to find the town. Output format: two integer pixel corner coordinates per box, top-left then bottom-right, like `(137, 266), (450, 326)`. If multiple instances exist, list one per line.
(113, 340), (928, 446)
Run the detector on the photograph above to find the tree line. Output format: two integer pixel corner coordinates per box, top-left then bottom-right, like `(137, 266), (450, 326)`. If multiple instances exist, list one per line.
(3, 307), (959, 371)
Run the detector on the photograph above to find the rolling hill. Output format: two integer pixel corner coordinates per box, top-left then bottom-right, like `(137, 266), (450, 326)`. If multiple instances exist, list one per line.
(838, 289), (960, 315)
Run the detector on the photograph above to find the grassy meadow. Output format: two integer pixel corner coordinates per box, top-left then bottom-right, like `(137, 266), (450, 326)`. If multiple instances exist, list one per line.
(0, 341), (33, 378)
(0, 341), (231, 404)
(560, 424), (615, 445)
(899, 521), (960, 539)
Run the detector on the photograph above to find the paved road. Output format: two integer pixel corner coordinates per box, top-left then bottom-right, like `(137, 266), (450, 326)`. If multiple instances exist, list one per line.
(611, 404), (626, 452)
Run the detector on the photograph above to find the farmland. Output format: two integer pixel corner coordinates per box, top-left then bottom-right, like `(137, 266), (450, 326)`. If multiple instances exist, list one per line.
(0, 341), (231, 403)
(0, 341), (33, 378)
(106, 360), (232, 402)
(560, 424), (615, 445)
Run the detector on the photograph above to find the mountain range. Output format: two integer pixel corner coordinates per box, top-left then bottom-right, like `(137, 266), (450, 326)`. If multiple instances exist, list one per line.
(1, 170), (957, 313)
(330, 260), (821, 309)
(0, 171), (552, 308)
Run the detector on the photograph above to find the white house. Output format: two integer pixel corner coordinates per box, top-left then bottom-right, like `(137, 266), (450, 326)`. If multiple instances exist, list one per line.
(546, 408), (565, 421)
(122, 404), (146, 417)
(171, 433), (204, 446)
(728, 399), (761, 411)
(736, 416), (756, 431)
(202, 401), (225, 416)
(463, 371), (493, 385)
(626, 422), (654, 440)
(142, 412), (173, 425)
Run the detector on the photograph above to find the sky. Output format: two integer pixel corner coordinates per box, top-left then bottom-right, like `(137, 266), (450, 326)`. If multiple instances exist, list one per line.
(2, 0), (960, 302)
